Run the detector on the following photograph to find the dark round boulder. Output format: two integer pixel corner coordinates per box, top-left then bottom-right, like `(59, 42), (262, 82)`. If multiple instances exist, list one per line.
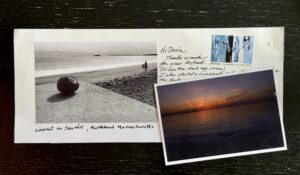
(57, 76), (80, 95)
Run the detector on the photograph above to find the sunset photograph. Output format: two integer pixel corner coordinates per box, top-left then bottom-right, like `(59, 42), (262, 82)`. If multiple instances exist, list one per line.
(155, 69), (285, 163)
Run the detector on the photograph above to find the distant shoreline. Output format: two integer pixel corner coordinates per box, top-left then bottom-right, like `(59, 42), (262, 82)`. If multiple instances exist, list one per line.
(162, 100), (277, 117)
(35, 61), (157, 78)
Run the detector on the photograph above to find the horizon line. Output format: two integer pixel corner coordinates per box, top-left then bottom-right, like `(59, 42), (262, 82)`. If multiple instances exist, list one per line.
(161, 98), (275, 117)
(35, 61), (157, 78)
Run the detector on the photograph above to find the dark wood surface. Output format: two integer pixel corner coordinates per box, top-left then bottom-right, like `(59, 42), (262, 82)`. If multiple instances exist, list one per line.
(1, 0), (300, 174)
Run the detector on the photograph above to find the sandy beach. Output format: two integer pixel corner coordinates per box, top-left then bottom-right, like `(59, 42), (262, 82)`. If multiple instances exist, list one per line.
(36, 63), (157, 85)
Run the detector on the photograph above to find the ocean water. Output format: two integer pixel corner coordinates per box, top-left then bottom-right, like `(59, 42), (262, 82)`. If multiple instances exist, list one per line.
(35, 52), (156, 77)
(162, 101), (284, 162)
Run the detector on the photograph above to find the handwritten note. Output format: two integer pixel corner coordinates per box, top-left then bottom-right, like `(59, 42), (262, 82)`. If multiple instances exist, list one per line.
(158, 45), (250, 82)
(35, 123), (155, 133)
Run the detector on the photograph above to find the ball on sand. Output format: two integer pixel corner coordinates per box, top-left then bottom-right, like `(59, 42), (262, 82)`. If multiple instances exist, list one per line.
(57, 76), (80, 95)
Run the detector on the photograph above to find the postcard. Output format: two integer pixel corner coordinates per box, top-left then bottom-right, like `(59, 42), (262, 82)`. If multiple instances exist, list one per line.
(155, 69), (287, 165)
(14, 28), (284, 143)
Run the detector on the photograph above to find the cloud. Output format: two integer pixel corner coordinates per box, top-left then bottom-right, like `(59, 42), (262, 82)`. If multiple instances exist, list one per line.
(226, 92), (247, 101)
(228, 88), (242, 92)
(188, 86), (205, 93)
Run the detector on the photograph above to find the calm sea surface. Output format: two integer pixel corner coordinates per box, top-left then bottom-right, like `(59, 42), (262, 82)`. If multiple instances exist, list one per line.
(36, 54), (156, 71)
(162, 101), (284, 161)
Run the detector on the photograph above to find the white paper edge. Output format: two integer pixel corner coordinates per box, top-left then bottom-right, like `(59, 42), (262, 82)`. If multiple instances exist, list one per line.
(154, 67), (287, 166)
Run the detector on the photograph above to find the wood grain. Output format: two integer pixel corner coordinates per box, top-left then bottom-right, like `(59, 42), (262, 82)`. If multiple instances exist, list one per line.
(0, 0), (300, 174)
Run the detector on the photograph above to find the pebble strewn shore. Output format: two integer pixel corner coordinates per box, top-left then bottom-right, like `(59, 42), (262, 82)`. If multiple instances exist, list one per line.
(96, 69), (157, 106)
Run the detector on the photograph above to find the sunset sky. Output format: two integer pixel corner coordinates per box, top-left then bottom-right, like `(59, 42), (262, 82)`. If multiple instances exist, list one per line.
(157, 70), (277, 115)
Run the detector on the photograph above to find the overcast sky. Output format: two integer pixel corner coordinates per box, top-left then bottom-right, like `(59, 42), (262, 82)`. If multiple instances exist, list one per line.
(35, 41), (157, 55)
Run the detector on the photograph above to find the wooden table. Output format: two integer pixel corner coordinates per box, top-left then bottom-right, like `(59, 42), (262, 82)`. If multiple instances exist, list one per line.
(0, 0), (299, 174)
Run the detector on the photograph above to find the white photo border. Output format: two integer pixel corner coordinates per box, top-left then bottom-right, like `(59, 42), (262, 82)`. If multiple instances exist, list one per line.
(154, 67), (287, 166)
(14, 29), (163, 143)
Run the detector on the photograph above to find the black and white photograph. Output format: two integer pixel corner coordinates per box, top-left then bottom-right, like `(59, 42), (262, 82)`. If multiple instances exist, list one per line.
(35, 41), (158, 123)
